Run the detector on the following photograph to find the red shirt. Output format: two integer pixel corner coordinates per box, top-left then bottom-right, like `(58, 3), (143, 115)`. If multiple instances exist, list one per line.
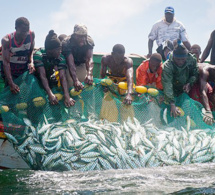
(136, 60), (163, 90)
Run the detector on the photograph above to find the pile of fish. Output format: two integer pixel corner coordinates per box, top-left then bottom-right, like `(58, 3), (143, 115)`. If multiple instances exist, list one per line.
(4, 115), (215, 171)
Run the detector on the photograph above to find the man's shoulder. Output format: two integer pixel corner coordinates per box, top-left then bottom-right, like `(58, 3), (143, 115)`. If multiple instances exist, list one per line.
(34, 48), (45, 56)
(102, 54), (112, 63)
(162, 58), (174, 71)
(152, 19), (164, 27)
(1, 34), (10, 46)
(137, 60), (149, 71)
(58, 54), (66, 63)
(124, 56), (133, 66)
(30, 31), (35, 39)
(211, 30), (215, 38)
(33, 48), (45, 61)
(62, 36), (71, 47)
(87, 35), (95, 48)
(187, 53), (197, 63)
(173, 19), (185, 27)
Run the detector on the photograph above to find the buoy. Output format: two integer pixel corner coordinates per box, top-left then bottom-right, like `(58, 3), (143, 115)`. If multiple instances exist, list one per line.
(101, 79), (113, 86)
(147, 88), (159, 96)
(16, 103), (28, 110)
(33, 97), (46, 107)
(135, 86), (147, 94)
(70, 89), (82, 96)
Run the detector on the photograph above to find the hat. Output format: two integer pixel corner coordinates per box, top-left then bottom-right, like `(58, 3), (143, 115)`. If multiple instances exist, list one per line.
(173, 39), (188, 58)
(73, 24), (88, 35)
(45, 30), (61, 50)
(165, 6), (174, 14)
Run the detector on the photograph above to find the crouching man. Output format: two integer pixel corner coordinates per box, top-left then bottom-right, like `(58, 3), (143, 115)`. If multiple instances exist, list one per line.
(101, 44), (133, 105)
(34, 30), (75, 107)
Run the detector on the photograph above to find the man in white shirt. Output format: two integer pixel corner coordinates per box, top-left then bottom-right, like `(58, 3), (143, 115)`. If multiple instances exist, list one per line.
(147, 6), (191, 58)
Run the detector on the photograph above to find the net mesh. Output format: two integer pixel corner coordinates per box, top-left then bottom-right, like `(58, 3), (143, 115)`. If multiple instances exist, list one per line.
(1, 72), (215, 171)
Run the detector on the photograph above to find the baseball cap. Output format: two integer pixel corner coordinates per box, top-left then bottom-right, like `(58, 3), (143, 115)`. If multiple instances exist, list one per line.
(165, 6), (174, 14)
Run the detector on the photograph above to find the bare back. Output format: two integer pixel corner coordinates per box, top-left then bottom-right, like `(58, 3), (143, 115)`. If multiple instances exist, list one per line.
(199, 63), (215, 83)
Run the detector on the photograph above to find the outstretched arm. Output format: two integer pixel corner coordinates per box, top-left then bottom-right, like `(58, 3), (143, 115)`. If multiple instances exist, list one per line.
(85, 48), (94, 85)
(183, 41), (191, 51)
(1, 36), (20, 93)
(124, 58), (133, 105)
(28, 31), (35, 74)
(59, 69), (75, 107)
(67, 53), (84, 91)
(200, 31), (214, 63)
(37, 66), (58, 105)
(100, 56), (108, 79)
(200, 69), (214, 125)
(147, 39), (154, 58)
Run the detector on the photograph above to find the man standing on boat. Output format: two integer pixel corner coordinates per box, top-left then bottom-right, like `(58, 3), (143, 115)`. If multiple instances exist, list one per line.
(147, 6), (191, 58)
(62, 24), (94, 91)
(34, 30), (75, 107)
(162, 40), (198, 117)
(101, 44), (133, 105)
(1, 17), (35, 94)
(200, 30), (215, 64)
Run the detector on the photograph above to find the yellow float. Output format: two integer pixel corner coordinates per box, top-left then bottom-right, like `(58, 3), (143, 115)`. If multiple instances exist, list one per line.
(16, 103), (28, 110)
(54, 93), (63, 101)
(176, 107), (185, 117)
(147, 88), (159, 96)
(70, 89), (82, 96)
(101, 79), (113, 86)
(135, 86), (148, 94)
(33, 97), (46, 107)
(118, 82), (135, 90)
(0, 105), (9, 113)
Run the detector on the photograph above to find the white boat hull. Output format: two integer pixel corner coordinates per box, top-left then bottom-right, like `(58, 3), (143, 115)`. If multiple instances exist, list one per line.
(0, 138), (29, 169)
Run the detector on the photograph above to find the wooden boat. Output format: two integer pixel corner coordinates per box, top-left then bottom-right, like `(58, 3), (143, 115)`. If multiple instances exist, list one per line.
(0, 138), (29, 169)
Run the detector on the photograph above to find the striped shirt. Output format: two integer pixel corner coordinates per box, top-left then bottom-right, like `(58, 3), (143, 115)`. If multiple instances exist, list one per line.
(1, 31), (33, 78)
(34, 48), (67, 87)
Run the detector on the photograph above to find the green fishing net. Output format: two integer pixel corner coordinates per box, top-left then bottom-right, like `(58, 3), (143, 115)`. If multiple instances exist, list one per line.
(1, 72), (215, 171)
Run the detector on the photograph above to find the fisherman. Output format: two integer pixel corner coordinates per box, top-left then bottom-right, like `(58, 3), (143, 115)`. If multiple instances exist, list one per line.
(191, 44), (201, 62)
(62, 24), (94, 90)
(147, 6), (191, 58)
(34, 30), (75, 107)
(101, 44), (133, 105)
(200, 30), (215, 64)
(1, 17), (35, 93)
(136, 53), (163, 90)
(189, 63), (215, 125)
(162, 40), (199, 117)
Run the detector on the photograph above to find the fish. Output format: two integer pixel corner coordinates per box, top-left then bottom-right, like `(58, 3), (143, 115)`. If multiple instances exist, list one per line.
(186, 115), (191, 131)
(163, 108), (168, 124)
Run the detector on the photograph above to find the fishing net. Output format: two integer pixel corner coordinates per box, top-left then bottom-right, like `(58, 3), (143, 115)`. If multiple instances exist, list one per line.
(1, 72), (215, 171)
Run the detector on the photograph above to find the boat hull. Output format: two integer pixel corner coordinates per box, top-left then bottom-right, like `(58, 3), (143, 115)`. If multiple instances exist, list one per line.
(0, 138), (29, 169)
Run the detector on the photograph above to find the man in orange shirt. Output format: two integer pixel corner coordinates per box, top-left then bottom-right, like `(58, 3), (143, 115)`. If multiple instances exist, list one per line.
(136, 53), (163, 90)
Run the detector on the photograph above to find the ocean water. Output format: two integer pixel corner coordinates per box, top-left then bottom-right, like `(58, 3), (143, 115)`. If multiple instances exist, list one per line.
(0, 163), (215, 195)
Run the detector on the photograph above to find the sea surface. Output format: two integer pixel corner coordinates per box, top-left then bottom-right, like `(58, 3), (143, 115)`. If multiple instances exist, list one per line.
(0, 163), (215, 195)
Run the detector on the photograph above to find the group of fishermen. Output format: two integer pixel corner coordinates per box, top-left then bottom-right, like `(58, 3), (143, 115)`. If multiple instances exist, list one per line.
(1, 6), (215, 126)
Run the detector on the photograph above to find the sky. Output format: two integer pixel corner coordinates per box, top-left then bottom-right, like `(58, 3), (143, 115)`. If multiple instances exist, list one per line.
(0, 0), (214, 59)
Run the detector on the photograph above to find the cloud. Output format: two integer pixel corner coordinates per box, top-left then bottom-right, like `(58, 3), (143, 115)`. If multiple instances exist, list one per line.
(206, 0), (215, 25)
(50, 0), (161, 38)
